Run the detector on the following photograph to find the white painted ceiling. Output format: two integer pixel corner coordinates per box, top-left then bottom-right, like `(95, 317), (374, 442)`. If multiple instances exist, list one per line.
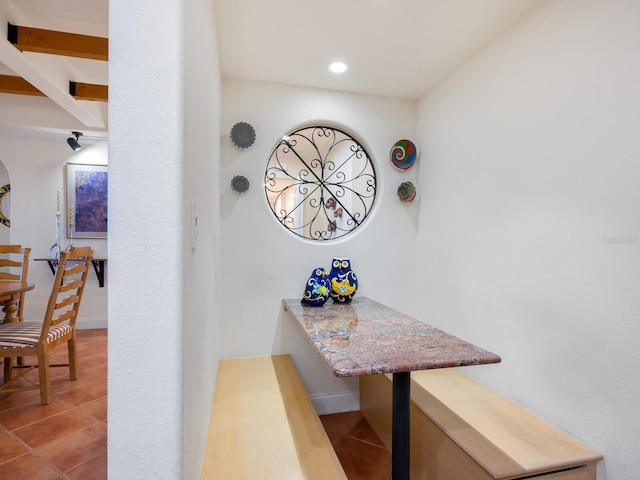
(214, 0), (542, 99)
(0, 0), (543, 133)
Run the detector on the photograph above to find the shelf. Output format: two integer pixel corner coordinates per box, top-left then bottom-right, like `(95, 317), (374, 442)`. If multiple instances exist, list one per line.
(35, 258), (107, 287)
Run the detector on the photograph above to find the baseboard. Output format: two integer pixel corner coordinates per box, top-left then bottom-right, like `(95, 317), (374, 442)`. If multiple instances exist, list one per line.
(310, 390), (360, 415)
(76, 317), (108, 329)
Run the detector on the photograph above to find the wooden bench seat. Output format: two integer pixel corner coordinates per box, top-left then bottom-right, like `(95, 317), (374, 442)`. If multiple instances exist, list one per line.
(361, 369), (602, 480)
(201, 354), (347, 480)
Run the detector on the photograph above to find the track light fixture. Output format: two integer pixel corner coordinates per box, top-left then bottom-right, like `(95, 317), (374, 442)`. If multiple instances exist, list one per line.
(67, 131), (83, 151)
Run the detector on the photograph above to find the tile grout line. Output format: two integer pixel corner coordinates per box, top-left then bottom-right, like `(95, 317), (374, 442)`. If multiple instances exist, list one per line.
(344, 432), (389, 450)
(0, 394), (105, 476)
(0, 417), (65, 477)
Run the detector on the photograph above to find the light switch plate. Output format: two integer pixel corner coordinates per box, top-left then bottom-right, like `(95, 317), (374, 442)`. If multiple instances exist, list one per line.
(191, 200), (198, 249)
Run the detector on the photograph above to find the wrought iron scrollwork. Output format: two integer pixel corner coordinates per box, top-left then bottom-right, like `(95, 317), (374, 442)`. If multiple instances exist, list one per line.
(264, 126), (376, 241)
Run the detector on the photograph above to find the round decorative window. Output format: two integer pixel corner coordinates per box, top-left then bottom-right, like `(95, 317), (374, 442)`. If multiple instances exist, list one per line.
(264, 125), (377, 241)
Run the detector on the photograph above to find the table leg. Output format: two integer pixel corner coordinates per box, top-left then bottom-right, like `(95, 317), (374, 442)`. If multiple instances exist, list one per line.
(392, 371), (411, 480)
(2, 295), (19, 323)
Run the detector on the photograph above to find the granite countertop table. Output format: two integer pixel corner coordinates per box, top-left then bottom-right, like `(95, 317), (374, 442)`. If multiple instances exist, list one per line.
(282, 296), (501, 480)
(282, 296), (501, 377)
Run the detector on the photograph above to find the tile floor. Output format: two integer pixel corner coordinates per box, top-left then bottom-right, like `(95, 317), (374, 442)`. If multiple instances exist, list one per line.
(0, 329), (107, 480)
(320, 411), (392, 480)
(1, 329), (389, 480)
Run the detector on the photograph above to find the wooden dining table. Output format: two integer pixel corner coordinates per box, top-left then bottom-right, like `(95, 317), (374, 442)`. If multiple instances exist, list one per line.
(0, 280), (35, 323)
(283, 296), (501, 480)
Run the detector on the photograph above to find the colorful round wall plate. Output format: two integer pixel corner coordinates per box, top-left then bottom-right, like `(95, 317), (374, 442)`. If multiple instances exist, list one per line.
(390, 139), (417, 171)
(397, 181), (417, 204)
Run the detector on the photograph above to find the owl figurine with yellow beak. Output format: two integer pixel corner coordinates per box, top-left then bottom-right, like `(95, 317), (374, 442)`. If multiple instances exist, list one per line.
(328, 258), (358, 303)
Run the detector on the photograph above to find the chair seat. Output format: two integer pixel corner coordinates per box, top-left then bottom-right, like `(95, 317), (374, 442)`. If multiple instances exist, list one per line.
(0, 321), (72, 348)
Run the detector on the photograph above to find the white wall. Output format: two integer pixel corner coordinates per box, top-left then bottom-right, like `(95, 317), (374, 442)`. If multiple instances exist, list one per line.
(182, 0), (222, 478)
(0, 132), (107, 326)
(416, 1), (640, 478)
(109, 0), (222, 478)
(220, 78), (418, 412)
(108, 0), (184, 478)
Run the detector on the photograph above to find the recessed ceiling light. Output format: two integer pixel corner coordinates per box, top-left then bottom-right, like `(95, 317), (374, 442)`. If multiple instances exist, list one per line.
(329, 61), (348, 74)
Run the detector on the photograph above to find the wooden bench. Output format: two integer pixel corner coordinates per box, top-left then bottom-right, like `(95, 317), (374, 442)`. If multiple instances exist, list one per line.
(361, 369), (602, 480)
(201, 354), (347, 479)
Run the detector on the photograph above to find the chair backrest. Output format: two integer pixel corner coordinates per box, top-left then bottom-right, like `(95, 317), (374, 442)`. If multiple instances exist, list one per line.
(0, 245), (31, 321)
(0, 245), (30, 282)
(41, 246), (93, 337)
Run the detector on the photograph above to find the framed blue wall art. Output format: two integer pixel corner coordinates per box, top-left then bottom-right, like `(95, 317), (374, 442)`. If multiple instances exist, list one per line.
(66, 163), (108, 239)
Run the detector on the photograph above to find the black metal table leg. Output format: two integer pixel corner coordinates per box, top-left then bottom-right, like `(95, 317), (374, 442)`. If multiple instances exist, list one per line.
(392, 371), (411, 479)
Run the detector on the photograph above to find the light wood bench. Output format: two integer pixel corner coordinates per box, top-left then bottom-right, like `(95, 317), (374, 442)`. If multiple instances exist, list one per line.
(361, 369), (602, 480)
(201, 354), (347, 480)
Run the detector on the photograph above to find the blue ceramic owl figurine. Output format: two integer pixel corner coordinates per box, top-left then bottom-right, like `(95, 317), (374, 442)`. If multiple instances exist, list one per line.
(329, 258), (358, 303)
(301, 267), (331, 306)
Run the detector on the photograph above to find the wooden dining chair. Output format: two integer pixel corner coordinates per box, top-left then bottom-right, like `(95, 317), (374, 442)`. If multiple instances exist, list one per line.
(0, 245), (31, 322)
(0, 246), (93, 404)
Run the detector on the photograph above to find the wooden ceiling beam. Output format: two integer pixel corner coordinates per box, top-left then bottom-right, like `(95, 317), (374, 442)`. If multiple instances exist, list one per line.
(0, 74), (44, 96)
(0, 75), (108, 102)
(8, 23), (108, 61)
(69, 81), (108, 102)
